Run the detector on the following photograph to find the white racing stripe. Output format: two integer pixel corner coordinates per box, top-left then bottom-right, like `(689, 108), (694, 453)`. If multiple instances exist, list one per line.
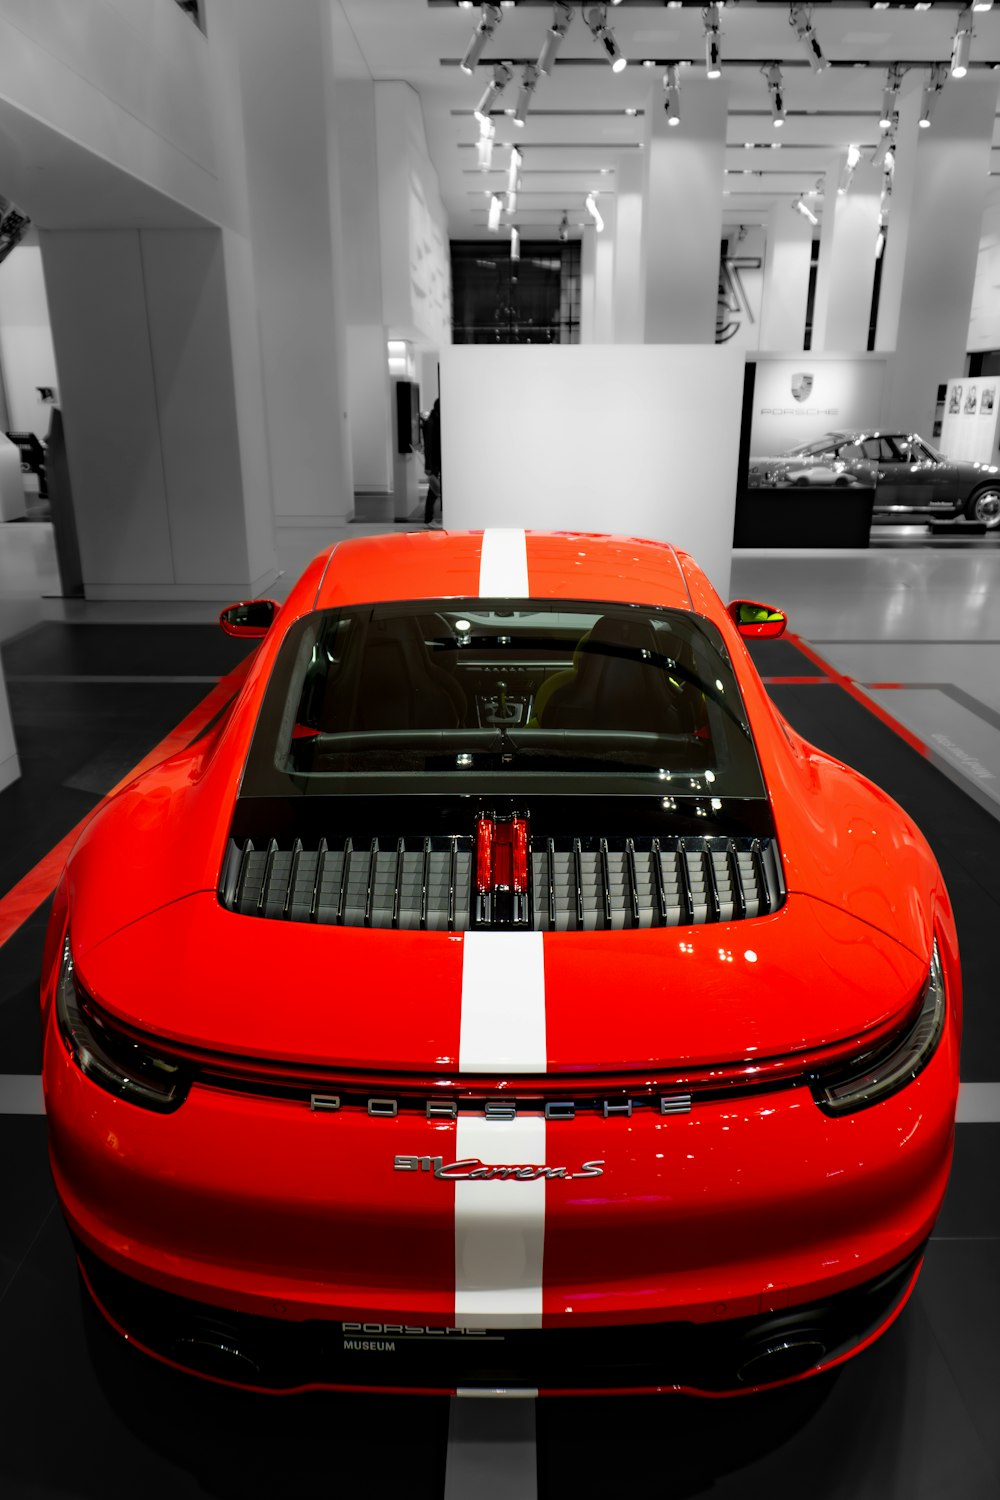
(460, 932), (546, 1074)
(455, 1116), (546, 1329)
(456, 932), (547, 1328)
(479, 529), (529, 597)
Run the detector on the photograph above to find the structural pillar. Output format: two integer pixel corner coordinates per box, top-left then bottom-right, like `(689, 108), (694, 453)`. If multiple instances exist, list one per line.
(643, 79), (729, 343)
(580, 225), (597, 343)
(593, 196), (617, 344)
(40, 227), (278, 600)
(759, 200), (813, 351)
(876, 70), (999, 431)
(613, 152), (645, 342)
(228, 0), (353, 524)
(811, 158), (881, 352)
(337, 79), (393, 501)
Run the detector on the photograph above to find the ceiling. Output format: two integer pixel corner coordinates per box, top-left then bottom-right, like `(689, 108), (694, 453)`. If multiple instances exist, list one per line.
(334, 0), (1000, 241)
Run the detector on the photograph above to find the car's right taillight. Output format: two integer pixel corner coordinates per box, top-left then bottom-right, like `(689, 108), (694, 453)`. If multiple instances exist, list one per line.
(812, 940), (946, 1116)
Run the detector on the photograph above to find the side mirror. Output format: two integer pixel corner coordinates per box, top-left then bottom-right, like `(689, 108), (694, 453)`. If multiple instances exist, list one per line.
(219, 599), (279, 639)
(728, 600), (788, 640)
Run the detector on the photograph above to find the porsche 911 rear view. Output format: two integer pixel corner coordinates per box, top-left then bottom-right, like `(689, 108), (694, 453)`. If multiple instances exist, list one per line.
(42, 530), (960, 1396)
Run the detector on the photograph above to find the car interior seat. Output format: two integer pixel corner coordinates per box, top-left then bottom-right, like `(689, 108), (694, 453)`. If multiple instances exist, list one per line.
(323, 615), (466, 731)
(537, 614), (687, 734)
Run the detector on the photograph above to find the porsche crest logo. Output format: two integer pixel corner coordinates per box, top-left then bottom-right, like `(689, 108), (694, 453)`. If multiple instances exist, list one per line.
(791, 372), (814, 403)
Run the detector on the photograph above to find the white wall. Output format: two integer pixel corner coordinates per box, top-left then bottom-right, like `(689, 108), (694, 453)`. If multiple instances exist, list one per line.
(758, 214), (808, 353)
(40, 226), (276, 598)
(0, 0), (219, 227)
(375, 83), (451, 350)
(338, 80), (392, 494)
(750, 355), (887, 455)
(968, 199), (1000, 353)
(0, 239), (58, 433)
(440, 345), (743, 599)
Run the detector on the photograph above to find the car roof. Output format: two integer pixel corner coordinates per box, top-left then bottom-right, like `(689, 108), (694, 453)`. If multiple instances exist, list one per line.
(306, 530), (697, 614)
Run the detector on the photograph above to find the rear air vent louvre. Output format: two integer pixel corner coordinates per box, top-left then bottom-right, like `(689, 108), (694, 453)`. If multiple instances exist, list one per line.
(219, 835), (783, 932)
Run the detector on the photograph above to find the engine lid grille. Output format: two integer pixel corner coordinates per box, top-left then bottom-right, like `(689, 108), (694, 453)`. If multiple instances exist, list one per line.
(219, 832), (783, 932)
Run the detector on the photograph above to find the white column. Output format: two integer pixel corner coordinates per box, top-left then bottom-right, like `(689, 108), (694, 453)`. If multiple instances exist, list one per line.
(40, 227), (278, 600)
(593, 197), (617, 344)
(811, 159), (881, 352)
(580, 226), (597, 343)
(227, 0), (353, 524)
(759, 201), (813, 351)
(877, 71), (999, 431)
(613, 153), (645, 342)
(643, 79), (729, 343)
(337, 80), (392, 498)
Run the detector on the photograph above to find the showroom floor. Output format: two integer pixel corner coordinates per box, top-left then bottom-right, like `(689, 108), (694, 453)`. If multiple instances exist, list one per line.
(1, 518), (999, 1499)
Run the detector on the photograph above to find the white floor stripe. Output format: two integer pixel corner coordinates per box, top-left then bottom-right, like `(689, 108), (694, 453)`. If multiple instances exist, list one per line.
(455, 1115), (546, 1329)
(479, 529), (529, 597)
(0, 1075), (45, 1114)
(7, 675), (220, 684)
(444, 1397), (538, 1500)
(955, 1082), (1000, 1122)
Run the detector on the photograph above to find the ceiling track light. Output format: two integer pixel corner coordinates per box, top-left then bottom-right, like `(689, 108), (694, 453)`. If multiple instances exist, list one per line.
(507, 144), (522, 195)
(838, 142), (861, 195)
(703, 4), (722, 79)
(763, 63), (786, 127)
(506, 146), (520, 213)
(510, 225), (520, 262)
(920, 63), (948, 127)
(537, 2), (573, 76)
(460, 3), (503, 76)
(872, 129), (895, 170)
(585, 191), (604, 232)
(662, 62), (681, 126)
(793, 197), (819, 226)
(879, 64), (902, 129)
(476, 116), (496, 171)
(951, 6), (974, 78)
(513, 63), (540, 127)
(487, 193), (502, 232)
(586, 5), (627, 74)
(474, 61), (513, 123)
(789, 4), (828, 73)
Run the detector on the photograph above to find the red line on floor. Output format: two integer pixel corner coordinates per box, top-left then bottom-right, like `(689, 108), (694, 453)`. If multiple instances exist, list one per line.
(784, 634), (929, 759)
(0, 656), (253, 951)
(760, 676), (835, 685)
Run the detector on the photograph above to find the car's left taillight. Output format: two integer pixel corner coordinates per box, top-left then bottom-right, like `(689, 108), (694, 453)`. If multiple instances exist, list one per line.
(812, 939), (947, 1116)
(55, 937), (191, 1113)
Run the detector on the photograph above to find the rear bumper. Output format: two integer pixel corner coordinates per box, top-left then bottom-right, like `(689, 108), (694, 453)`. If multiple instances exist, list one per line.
(77, 1240), (923, 1396)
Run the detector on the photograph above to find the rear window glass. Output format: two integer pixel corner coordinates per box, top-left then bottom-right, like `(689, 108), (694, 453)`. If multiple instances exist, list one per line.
(240, 600), (766, 800)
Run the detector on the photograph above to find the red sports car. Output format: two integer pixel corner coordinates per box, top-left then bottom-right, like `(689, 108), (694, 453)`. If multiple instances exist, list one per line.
(41, 529), (960, 1396)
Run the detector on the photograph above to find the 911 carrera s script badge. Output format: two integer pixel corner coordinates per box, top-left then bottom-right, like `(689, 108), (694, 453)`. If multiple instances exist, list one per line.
(394, 1155), (604, 1180)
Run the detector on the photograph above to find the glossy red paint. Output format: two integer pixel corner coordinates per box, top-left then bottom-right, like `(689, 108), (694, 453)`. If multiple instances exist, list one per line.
(41, 530), (961, 1395)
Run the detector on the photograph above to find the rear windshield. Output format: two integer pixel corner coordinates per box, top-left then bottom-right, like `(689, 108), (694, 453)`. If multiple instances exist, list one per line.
(240, 599), (766, 800)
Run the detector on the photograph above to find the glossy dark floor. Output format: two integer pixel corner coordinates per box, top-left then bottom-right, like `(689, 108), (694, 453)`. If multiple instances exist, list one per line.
(0, 618), (998, 1499)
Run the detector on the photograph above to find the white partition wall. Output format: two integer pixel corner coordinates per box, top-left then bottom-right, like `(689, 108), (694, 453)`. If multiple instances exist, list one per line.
(440, 345), (743, 599)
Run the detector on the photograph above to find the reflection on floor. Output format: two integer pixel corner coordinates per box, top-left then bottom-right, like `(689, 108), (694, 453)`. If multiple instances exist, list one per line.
(1, 521), (999, 1498)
